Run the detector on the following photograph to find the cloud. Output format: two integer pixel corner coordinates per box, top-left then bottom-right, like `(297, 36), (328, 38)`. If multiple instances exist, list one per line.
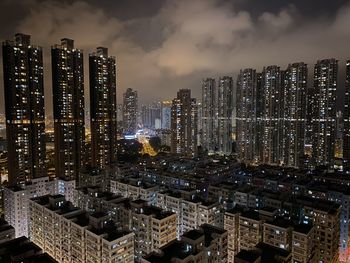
(15, 0), (162, 113)
(0, 0), (349, 114)
(149, 0), (253, 75)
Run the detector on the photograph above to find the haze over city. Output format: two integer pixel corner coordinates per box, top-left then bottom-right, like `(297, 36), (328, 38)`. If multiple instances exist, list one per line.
(0, 0), (350, 115)
(1, 1), (350, 263)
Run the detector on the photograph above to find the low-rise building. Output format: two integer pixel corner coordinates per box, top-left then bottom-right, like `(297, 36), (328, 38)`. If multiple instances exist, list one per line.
(142, 224), (228, 263)
(130, 200), (177, 260)
(263, 218), (293, 251)
(111, 179), (158, 205)
(29, 195), (134, 263)
(239, 210), (264, 251)
(299, 197), (341, 263)
(3, 177), (75, 237)
(292, 224), (316, 263)
(235, 242), (292, 263)
(71, 186), (178, 260)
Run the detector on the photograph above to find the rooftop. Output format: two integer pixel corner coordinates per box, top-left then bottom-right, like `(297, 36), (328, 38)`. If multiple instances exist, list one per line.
(0, 236), (57, 262)
(143, 240), (195, 262)
(235, 249), (260, 262)
(240, 210), (261, 221)
(293, 223), (313, 234)
(182, 229), (203, 241)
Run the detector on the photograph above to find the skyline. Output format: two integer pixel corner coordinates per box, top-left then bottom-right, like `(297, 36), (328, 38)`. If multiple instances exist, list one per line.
(1, 1), (350, 262)
(0, 0), (350, 116)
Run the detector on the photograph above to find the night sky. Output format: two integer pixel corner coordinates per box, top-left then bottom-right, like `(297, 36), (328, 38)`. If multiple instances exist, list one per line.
(0, 0), (349, 116)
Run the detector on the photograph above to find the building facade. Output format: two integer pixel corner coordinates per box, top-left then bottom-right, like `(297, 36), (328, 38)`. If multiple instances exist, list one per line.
(236, 69), (258, 162)
(311, 59), (338, 166)
(282, 63), (308, 168)
(161, 101), (172, 129)
(2, 33), (46, 185)
(29, 195), (134, 263)
(217, 76), (234, 155)
(123, 88), (138, 134)
(201, 78), (216, 154)
(52, 38), (85, 181)
(171, 89), (198, 156)
(3, 176), (75, 238)
(89, 47), (117, 169)
(260, 66), (283, 165)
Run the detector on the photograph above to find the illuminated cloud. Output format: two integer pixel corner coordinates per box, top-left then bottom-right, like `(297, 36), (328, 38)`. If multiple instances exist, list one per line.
(0, 0), (349, 112)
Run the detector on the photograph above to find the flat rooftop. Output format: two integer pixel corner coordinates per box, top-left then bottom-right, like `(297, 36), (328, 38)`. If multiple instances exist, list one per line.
(0, 236), (57, 262)
(144, 240), (196, 262)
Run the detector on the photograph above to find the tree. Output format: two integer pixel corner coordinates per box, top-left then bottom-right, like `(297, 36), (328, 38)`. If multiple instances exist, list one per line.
(149, 136), (161, 152)
(117, 139), (142, 163)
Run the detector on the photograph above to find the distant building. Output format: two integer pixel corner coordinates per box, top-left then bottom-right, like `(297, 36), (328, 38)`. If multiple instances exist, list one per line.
(141, 103), (161, 129)
(312, 59), (338, 166)
(2, 33), (46, 185)
(260, 66), (282, 165)
(161, 101), (172, 129)
(171, 89), (198, 157)
(89, 47), (117, 169)
(123, 88), (138, 133)
(217, 76), (234, 155)
(201, 78), (216, 154)
(156, 129), (171, 147)
(282, 63), (308, 168)
(236, 69), (258, 162)
(52, 38), (85, 181)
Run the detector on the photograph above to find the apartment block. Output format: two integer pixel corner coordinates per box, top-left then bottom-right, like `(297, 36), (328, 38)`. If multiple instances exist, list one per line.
(130, 200), (177, 260)
(71, 186), (177, 260)
(263, 218), (293, 251)
(3, 177), (75, 237)
(110, 179), (158, 205)
(158, 191), (222, 237)
(235, 242), (292, 263)
(292, 224), (316, 263)
(239, 210), (264, 251)
(142, 224), (228, 263)
(300, 197), (341, 263)
(224, 208), (243, 262)
(29, 195), (134, 263)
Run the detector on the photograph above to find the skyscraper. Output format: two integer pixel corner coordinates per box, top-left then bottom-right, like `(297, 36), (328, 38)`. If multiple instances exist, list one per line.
(201, 78), (216, 154)
(282, 63), (308, 167)
(2, 33), (46, 185)
(123, 88), (138, 134)
(161, 101), (172, 129)
(312, 59), (338, 166)
(141, 103), (161, 129)
(52, 38), (85, 181)
(260, 66), (282, 164)
(217, 76), (233, 155)
(343, 60), (350, 167)
(89, 47), (117, 169)
(171, 89), (198, 156)
(236, 69), (258, 162)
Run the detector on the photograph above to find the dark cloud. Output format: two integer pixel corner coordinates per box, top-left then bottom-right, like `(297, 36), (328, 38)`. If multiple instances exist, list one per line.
(0, 0), (349, 116)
